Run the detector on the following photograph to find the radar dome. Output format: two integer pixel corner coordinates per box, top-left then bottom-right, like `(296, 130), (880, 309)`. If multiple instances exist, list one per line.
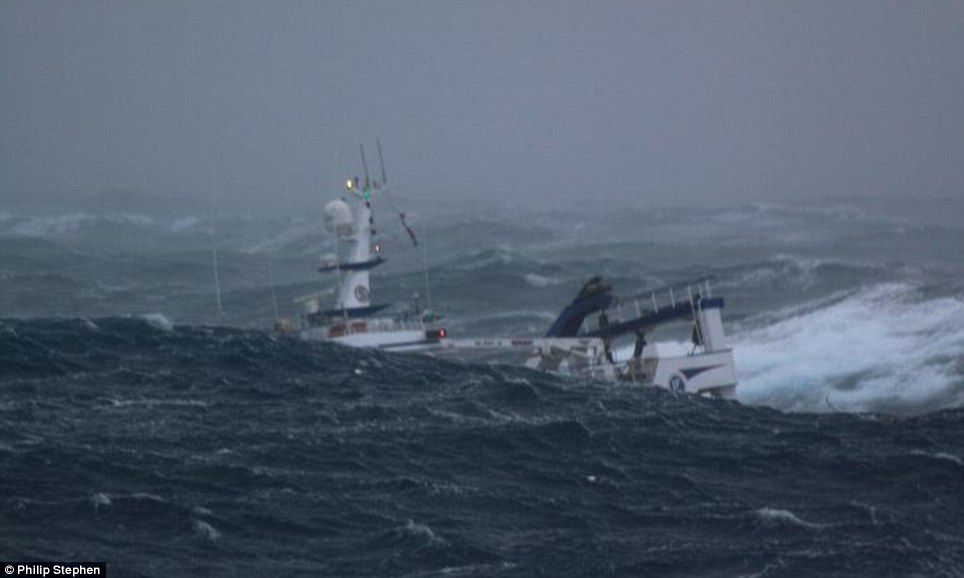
(323, 199), (354, 237)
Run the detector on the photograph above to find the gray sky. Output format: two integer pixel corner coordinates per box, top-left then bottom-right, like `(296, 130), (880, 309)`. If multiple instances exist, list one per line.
(2, 1), (963, 211)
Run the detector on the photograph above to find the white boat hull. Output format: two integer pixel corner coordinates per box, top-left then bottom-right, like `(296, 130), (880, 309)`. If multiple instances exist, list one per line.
(300, 322), (444, 352)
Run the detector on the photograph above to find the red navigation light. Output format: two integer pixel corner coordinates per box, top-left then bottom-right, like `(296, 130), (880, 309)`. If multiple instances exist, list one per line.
(426, 328), (447, 340)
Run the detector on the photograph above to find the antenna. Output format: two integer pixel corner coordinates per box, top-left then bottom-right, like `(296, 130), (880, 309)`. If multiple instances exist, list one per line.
(376, 138), (387, 185)
(210, 171), (225, 323)
(359, 143), (371, 189)
(268, 251), (280, 321)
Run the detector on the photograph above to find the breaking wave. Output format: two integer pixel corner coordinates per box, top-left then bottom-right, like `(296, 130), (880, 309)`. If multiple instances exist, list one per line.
(734, 283), (964, 414)
(0, 211), (208, 239)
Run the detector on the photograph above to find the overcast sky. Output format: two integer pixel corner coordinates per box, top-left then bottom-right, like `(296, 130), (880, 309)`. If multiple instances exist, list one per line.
(2, 1), (962, 211)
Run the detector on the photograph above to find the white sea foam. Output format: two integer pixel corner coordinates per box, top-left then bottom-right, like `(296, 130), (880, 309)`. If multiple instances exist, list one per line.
(244, 220), (318, 254)
(729, 254), (885, 292)
(733, 283), (964, 414)
(193, 520), (221, 541)
(2, 212), (162, 238)
(754, 507), (825, 530)
(108, 398), (208, 409)
(910, 450), (964, 466)
(90, 492), (112, 510)
(8, 213), (96, 237)
(130, 492), (166, 502)
(452, 245), (517, 270)
(524, 273), (562, 288)
(932, 452), (964, 466)
(139, 313), (174, 332)
(402, 519), (447, 546)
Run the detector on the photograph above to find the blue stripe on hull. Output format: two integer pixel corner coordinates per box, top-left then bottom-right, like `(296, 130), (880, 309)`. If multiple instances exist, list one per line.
(318, 257), (384, 273)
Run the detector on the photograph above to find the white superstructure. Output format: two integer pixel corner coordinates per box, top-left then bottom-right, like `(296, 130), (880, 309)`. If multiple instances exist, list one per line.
(293, 144), (446, 352)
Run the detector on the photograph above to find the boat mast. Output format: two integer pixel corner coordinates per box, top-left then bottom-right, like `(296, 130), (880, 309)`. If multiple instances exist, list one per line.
(359, 143), (371, 189)
(377, 139), (434, 315)
(376, 138), (387, 186)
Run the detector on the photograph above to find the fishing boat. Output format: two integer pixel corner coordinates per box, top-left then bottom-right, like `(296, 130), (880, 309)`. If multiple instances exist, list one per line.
(288, 144), (736, 396)
(293, 143), (447, 352)
(440, 276), (738, 398)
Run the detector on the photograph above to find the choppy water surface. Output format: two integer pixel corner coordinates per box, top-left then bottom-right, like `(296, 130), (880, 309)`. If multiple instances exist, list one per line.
(2, 196), (963, 576)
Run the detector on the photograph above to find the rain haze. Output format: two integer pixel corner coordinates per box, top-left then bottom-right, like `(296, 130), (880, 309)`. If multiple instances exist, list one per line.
(3, 1), (963, 212)
(6, 4), (964, 576)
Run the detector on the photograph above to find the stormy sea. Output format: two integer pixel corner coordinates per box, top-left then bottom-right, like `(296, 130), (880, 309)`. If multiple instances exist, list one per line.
(2, 193), (963, 577)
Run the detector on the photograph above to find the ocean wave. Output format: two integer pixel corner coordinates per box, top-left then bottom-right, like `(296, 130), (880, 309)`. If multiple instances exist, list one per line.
(2, 316), (964, 575)
(734, 283), (964, 414)
(0, 211), (208, 239)
(909, 450), (964, 467)
(753, 507), (826, 530)
(524, 273), (562, 288)
(104, 397), (209, 409)
(169, 216), (202, 233)
(193, 520), (222, 541)
(446, 245), (521, 271)
(137, 312), (175, 332)
(720, 254), (892, 294)
(90, 492), (112, 510)
(4, 212), (100, 237)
